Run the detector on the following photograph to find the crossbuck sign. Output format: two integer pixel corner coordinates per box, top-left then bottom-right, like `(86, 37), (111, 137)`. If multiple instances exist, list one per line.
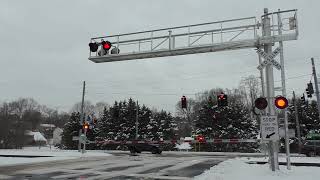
(256, 47), (282, 70)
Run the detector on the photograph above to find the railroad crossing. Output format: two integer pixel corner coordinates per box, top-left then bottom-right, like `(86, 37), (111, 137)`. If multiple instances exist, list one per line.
(87, 9), (299, 171)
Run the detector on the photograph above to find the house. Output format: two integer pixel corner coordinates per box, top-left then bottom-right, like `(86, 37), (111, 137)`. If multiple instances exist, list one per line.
(25, 130), (47, 146)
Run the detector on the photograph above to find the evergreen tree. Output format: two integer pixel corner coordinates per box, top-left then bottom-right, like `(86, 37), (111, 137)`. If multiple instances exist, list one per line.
(288, 99), (320, 137)
(61, 112), (81, 149)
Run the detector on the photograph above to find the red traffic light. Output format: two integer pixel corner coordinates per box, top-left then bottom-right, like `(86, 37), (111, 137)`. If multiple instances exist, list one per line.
(275, 96), (288, 109)
(101, 41), (112, 50)
(254, 97), (268, 110)
(196, 135), (205, 142)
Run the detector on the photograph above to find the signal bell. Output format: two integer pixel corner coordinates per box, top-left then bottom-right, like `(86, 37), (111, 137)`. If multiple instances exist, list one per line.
(274, 96), (288, 109)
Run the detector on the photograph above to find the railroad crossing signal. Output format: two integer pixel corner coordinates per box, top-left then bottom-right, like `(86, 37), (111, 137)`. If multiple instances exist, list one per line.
(102, 40), (112, 51)
(254, 97), (268, 110)
(89, 42), (99, 52)
(274, 96), (288, 109)
(256, 47), (282, 70)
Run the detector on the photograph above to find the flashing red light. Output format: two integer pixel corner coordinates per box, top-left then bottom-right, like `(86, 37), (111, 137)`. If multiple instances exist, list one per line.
(101, 41), (112, 50)
(275, 96), (288, 109)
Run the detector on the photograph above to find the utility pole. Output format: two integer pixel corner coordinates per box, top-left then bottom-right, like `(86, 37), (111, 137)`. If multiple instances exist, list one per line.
(311, 58), (320, 120)
(293, 91), (302, 153)
(78, 81), (86, 152)
(262, 8), (279, 171)
(277, 9), (291, 170)
(135, 101), (139, 140)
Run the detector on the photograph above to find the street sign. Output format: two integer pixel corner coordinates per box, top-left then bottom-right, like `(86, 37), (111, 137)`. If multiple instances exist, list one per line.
(256, 47), (282, 70)
(79, 134), (87, 143)
(261, 115), (279, 141)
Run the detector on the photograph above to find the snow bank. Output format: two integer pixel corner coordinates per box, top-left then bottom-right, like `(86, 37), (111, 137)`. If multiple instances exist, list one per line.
(175, 142), (192, 150)
(249, 156), (320, 164)
(194, 158), (320, 180)
(0, 146), (111, 167)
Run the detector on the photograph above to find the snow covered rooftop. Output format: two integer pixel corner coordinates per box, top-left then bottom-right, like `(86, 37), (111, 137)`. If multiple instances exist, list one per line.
(25, 131), (47, 142)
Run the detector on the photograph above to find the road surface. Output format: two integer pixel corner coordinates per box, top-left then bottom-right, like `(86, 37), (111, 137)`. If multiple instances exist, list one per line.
(0, 151), (231, 180)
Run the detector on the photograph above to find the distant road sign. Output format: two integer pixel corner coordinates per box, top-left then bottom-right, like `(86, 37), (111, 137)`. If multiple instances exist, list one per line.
(257, 47), (281, 70)
(72, 136), (79, 141)
(261, 115), (279, 141)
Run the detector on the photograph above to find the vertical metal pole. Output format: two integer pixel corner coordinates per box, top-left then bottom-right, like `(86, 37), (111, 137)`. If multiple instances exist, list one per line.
(78, 81), (86, 152)
(262, 8), (279, 171)
(135, 101), (139, 140)
(169, 30), (172, 50)
(188, 26), (191, 46)
(311, 58), (320, 120)
(117, 36), (120, 49)
(220, 23), (223, 42)
(277, 9), (291, 170)
(151, 32), (154, 51)
(82, 129), (87, 154)
(258, 54), (266, 97)
(293, 91), (302, 153)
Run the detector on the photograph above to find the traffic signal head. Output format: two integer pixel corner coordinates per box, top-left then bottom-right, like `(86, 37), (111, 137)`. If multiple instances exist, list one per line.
(254, 97), (268, 110)
(217, 93), (228, 107)
(306, 83), (314, 98)
(197, 135), (205, 142)
(275, 96), (288, 109)
(301, 94), (306, 103)
(181, 96), (187, 109)
(83, 122), (89, 131)
(101, 40), (112, 50)
(89, 42), (99, 52)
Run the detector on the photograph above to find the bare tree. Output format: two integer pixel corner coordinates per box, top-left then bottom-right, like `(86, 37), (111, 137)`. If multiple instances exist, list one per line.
(239, 75), (261, 108)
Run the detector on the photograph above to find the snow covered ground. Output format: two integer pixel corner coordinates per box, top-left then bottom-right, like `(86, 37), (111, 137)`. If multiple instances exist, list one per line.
(194, 157), (320, 180)
(0, 146), (111, 167)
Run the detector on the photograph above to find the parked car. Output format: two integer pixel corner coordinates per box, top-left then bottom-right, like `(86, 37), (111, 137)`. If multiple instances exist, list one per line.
(301, 140), (320, 157)
(127, 143), (162, 154)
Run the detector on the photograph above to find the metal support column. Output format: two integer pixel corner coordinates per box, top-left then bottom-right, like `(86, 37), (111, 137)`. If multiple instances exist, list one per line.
(78, 81), (86, 152)
(311, 58), (320, 120)
(262, 8), (279, 171)
(277, 9), (291, 170)
(293, 91), (302, 153)
(135, 101), (139, 140)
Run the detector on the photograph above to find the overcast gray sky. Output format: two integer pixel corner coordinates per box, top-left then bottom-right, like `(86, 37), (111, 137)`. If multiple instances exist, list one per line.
(1, 0), (319, 113)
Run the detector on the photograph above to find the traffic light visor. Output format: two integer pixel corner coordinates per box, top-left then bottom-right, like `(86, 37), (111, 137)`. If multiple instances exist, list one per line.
(89, 42), (98, 52)
(275, 96), (288, 109)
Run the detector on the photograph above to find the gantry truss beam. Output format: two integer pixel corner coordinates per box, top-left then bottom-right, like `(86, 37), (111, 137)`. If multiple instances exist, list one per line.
(88, 9), (298, 63)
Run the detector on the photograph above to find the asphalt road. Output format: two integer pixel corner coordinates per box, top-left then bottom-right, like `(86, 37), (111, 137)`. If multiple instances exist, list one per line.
(0, 151), (230, 180)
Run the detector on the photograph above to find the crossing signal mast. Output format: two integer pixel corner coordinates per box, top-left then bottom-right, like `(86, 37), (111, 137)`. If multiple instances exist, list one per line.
(87, 9), (298, 171)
